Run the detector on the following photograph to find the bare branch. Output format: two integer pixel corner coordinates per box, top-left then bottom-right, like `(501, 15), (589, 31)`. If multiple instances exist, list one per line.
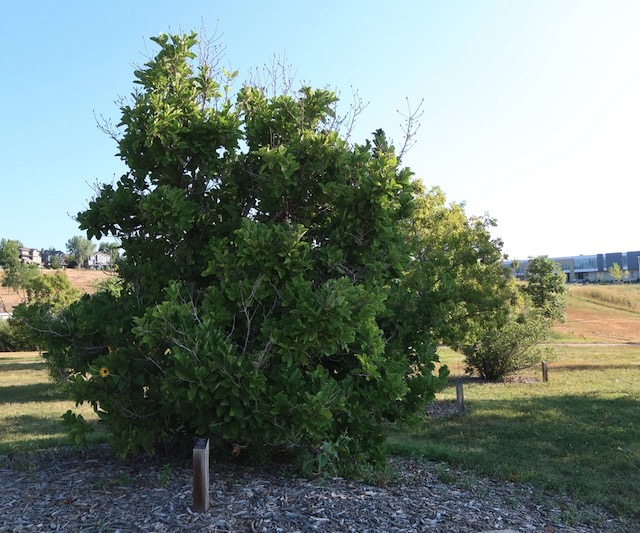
(196, 19), (225, 77)
(93, 111), (121, 143)
(329, 86), (370, 140)
(247, 52), (298, 97)
(397, 98), (424, 160)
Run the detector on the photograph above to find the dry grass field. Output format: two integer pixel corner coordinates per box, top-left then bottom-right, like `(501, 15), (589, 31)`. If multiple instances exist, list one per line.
(554, 284), (640, 343)
(0, 269), (110, 312)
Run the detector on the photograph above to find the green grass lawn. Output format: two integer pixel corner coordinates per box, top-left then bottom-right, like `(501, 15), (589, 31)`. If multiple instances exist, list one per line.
(3, 345), (639, 524)
(0, 351), (100, 454)
(389, 344), (640, 522)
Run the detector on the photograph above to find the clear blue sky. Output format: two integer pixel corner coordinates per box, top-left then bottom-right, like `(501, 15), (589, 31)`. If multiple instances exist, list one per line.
(2, 0), (639, 260)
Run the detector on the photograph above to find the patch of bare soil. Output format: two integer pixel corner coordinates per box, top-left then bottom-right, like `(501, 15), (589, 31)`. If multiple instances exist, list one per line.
(0, 446), (631, 533)
(554, 307), (640, 343)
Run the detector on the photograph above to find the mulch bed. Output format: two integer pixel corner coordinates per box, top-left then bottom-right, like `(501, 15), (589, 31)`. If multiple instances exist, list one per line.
(0, 446), (632, 532)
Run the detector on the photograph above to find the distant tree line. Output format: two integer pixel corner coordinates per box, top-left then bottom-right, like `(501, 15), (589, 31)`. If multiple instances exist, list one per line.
(0, 236), (120, 270)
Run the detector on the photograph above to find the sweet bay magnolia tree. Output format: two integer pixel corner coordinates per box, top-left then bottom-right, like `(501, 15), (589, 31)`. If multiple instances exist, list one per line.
(41, 33), (449, 467)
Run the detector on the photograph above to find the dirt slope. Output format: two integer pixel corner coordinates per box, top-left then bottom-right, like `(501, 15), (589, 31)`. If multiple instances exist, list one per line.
(553, 286), (640, 343)
(554, 305), (640, 343)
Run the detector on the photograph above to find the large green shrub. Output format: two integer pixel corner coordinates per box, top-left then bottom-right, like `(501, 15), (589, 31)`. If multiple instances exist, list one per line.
(10, 271), (81, 354)
(0, 319), (35, 352)
(462, 256), (566, 381)
(0, 245), (80, 352)
(0, 238), (39, 295)
(461, 307), (554, 381)
(392, 186), (516, 351)
(522, 256), (567, 321)
(37, 33), (449, 468)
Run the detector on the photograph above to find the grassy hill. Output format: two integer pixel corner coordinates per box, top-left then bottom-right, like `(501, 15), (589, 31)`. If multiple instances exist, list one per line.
(0, 269), (110, 312)
(553, 284), (640, 343)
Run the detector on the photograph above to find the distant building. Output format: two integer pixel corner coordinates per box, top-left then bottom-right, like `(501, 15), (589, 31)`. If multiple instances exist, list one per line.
(41, 249), (66, 268)
(507, 250), (640, 283)
(85, 251), (113, 270)
(18, 247), (41, 266)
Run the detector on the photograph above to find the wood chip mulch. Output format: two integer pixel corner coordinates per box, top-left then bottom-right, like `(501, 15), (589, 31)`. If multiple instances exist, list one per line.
(0, 446), (633, 532)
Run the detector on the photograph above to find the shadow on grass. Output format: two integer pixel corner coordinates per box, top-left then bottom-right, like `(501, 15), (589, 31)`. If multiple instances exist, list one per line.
(0, 414), (104, 455)
(444, 375), (485, 384)
(0, 414), (65, 432)
(0, 414), (67, 451)
(551, 364), (640, 371)
(389, 394), (640, 520)
(0, 362), (47, 372)
(0, 382), (68, 403)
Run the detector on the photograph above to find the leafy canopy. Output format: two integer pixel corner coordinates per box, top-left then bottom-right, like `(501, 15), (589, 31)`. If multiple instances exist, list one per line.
(0, 239), (38, 294)
(522, 256), (567, 321)
(608, 262), (626, 283)
(0, 238), (22, 272)
(0, 245), (81, 353)
(395, 186), (515, 350)
(66, 235), (96, 268)
(37, 32), (453, 467)
(462, 256), (567, 381)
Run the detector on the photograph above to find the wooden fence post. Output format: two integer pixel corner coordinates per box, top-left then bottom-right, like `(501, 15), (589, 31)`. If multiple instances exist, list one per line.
(542, 361), (549, 382)
(456, 380), (466, 414)
(193, 437), (210, 513)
